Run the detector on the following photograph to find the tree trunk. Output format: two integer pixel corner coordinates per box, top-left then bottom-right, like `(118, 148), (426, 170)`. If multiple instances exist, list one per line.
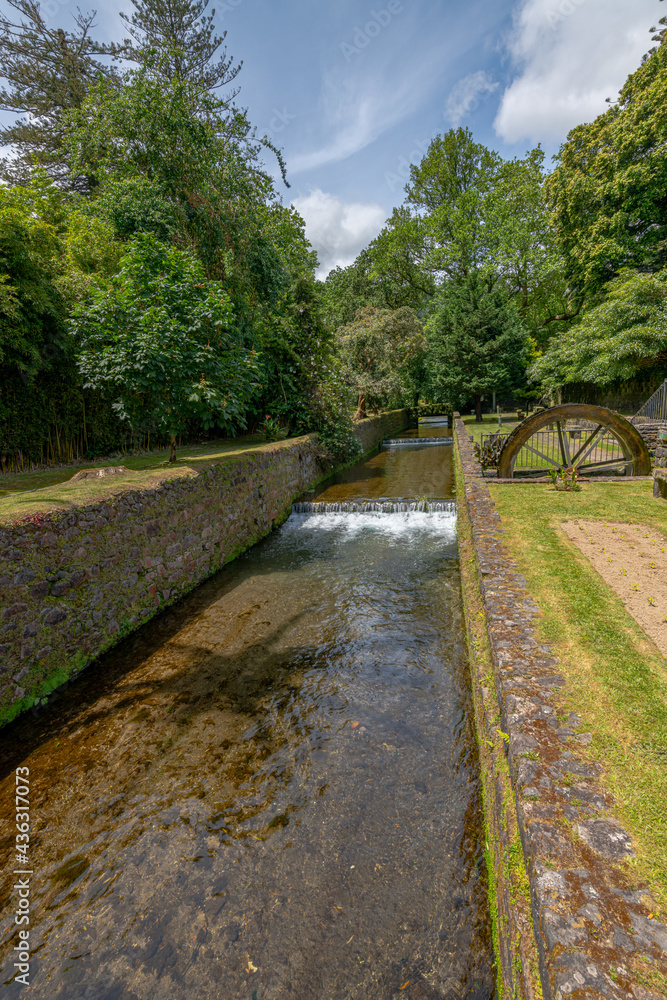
(354, 393), (366, 421)
(475, 394), (483, 423)
(169, 434), (177, 463)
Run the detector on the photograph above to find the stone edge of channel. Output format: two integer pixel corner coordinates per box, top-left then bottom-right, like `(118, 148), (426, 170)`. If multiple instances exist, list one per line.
(0, 410), (412, 729)
(454, 414), (667, 1000)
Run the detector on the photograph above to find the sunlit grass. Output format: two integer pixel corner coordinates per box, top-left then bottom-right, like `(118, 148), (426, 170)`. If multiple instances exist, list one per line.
(490, 480), (667, 911)
(0, 433), (299, 522)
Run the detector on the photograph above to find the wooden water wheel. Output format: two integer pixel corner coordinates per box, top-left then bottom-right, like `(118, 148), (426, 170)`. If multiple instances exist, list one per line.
(496, 404), (651, 479)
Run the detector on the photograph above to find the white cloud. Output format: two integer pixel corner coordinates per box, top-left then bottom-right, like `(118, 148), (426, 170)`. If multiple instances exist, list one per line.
(292, 189), (386, 278)
(495, 0), (658, 144)
(288, 17), (447, 175)
(446, 71), (499, 127)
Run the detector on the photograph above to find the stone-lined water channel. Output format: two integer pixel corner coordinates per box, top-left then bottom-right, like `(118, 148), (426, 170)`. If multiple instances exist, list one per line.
(0, 423), (495, 1000)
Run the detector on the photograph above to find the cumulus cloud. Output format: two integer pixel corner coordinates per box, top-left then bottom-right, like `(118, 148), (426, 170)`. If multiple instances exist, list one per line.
(495, 0), (657, 144)
(292, 189), (386, 278)
(446, 71), (499, 127)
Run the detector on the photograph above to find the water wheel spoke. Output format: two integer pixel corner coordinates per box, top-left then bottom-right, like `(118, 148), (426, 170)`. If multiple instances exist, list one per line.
(518, 441), (562, 469)
(578, 457), (629, 472)
(496, 404), (651, 479)
(570, 424), (604, 466)
(556, 421), (572, 467)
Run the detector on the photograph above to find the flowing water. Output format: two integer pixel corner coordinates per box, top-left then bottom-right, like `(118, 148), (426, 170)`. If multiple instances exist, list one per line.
(0, 428), (494, 1000)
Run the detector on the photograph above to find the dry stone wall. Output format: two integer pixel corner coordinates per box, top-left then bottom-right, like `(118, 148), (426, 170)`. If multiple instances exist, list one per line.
(0, 410), (410, 726)
(632, 420), (667, 459)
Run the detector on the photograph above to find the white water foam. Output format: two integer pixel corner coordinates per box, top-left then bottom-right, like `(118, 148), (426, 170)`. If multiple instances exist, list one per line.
(284, 509), (458, 543)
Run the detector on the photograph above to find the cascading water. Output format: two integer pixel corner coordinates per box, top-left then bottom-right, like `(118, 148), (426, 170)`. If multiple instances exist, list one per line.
(0, 424), (494, 1000)
(383, 437), (454, 445)
(292, 499), (457, 514)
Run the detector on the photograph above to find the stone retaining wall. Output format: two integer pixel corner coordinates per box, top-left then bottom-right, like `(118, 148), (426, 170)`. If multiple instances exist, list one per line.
(0, 410), (410, 727)
(632, 420), (667, 459)
(455, 414), (667, 1000)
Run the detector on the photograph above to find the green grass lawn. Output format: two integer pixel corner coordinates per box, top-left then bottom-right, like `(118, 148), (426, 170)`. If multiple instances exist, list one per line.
(461, 412), (521, 444)
(490, 479), (667, 913)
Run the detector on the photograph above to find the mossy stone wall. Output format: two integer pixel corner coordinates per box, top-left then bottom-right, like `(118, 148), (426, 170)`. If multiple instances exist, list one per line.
(0, 410), (410, 727)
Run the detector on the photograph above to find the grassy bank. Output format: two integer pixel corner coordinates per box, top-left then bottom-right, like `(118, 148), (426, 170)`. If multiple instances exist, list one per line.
(0, 434), (269, 497)
(0, 435), (307, 523)
(489, 479), (667, 913)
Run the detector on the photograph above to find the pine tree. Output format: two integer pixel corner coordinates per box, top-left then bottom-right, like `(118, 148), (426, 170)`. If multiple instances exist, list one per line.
(426, 275), (528, 421)
(0, 0), (120, 185)
(119, 0), (241, 94)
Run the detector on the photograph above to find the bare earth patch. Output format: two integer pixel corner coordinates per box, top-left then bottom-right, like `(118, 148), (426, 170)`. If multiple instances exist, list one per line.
(562, 519), (667, 657)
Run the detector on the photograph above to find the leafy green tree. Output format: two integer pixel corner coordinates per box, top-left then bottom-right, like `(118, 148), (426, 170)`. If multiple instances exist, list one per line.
(0, 0), (120, 185)
(74, 235), (261, 461)
(0, 181), (65, 380)
(336, 306), (426, 419)
(546, 19), (667, 296)
(254, 274), (332, 432)
(0, 178), (92, 469)
(362, 129), (570, 339)
(80, 175), (185, 242)
(402, 127), (499, 281)
(120, 0), (241, 94)
(529, 270), (667, 391)
(64, 63), (289, 331)
(425, 275), (528, 421)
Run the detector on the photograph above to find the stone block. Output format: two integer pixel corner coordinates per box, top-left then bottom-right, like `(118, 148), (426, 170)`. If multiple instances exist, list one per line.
(653, 468), (667, 499)
(43, 607), (68, 626)
(2, 603), (27, 619)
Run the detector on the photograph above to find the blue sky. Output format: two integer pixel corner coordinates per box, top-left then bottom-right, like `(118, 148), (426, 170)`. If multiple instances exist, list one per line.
(1, 0), (660, 273)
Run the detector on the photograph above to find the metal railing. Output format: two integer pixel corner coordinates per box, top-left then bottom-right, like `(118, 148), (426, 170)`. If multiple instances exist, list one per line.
(634, 380), (667, 423)
(480, 432), (510, 448)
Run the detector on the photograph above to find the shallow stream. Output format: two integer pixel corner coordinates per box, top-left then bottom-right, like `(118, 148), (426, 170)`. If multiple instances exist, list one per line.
(0, 422), (494, 1000)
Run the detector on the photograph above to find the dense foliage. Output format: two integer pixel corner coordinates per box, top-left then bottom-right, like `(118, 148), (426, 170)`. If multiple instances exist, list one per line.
(0, 0), (360, 471)
(530, 270), (667, 390)
(546, 21), (667, 298)
(426, 276), (529, 420)
(3, 1), (667, 467)
(321, 12), (667, 415)
(335, 307), (426, 419)
(75, 236), (261, 461)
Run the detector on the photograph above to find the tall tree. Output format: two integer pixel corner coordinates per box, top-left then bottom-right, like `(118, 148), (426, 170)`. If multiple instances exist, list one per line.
(74, 234), (261, 461)
(425, 275), (528, 422)
(335, 306), (426, 420)
(0, 0), (119, 185)
(64, 63), (288, 328)
(546, 12), (667, 297)
(362, 129), (570, 339)
(402, 127), (499, 280)
(529, 269), (667, 392)
(119, 0), (241, 93)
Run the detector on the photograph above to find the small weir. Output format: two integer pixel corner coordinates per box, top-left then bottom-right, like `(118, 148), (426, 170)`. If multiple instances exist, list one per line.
(0, 426), (494, 999)
(293, 499), (457, 514)
(383, 437), (454, 446)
